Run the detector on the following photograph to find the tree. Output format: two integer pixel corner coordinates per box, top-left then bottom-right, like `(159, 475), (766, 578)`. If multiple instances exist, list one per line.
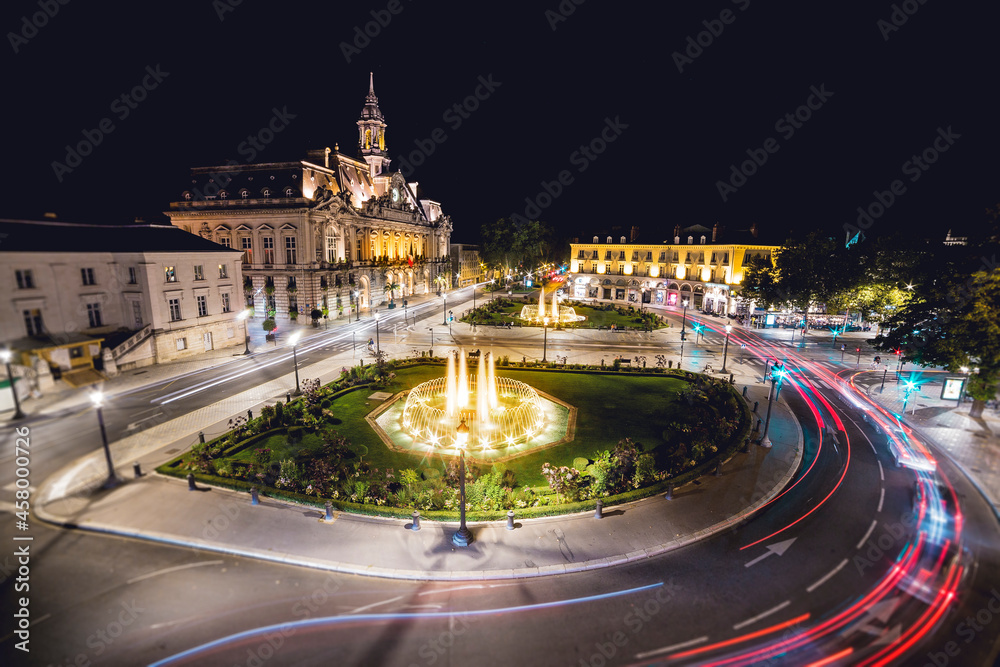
(874, 233), (999, 418)
(479, 217), (554, 278)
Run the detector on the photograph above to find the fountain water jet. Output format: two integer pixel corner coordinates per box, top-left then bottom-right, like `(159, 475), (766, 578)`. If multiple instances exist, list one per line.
(402, 349), (546, 451)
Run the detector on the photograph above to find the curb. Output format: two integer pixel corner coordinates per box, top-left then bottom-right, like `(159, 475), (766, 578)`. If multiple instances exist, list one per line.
(34, 397), (804, 582)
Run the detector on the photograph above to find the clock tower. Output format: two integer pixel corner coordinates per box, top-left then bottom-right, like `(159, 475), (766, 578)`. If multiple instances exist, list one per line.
(357, 72), (391, 177)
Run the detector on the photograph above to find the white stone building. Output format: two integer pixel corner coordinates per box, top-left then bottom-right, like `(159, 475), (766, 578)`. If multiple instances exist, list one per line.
(0, 218), (245, 382)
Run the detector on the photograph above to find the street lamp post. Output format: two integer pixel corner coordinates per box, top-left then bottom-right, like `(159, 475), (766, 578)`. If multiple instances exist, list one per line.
(759, 364), (785, 447)
(721, 324), (733, 373)
(452, 418), (473, 547)
(681, 299), (689, 338)
(1, 349), (25, 420)
(901, 380), (917, 414)
(542, 316), (549, 363)
(90, 391), (119, 488)
(374, 310), (380, 356)
(238, 308), (252, 355)
(353, 290), (360, 323)
(429, 327), (434, 355)
(442, 293), (448, 326)
(289, 331), (302, 395)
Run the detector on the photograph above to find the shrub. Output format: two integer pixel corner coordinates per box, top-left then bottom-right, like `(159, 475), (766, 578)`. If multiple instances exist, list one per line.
(572, 457), (590, 470)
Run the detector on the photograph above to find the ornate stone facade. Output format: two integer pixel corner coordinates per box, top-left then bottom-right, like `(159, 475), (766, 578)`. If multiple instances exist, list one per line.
(167, 75), (454, 324)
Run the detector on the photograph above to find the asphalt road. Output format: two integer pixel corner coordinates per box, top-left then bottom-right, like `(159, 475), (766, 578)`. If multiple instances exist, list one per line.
(2, 299), (999, 666)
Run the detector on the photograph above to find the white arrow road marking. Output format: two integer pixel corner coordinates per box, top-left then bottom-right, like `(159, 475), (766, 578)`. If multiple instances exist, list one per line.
(744, 537), (797, 568)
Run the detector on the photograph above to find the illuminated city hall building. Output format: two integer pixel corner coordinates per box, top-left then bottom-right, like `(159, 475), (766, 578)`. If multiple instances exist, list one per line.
(167, 75), (454, 323)
(567, 224), (778, 315)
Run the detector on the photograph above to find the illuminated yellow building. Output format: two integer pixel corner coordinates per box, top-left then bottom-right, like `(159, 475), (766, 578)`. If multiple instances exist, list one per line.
(567, 224), (778, 314)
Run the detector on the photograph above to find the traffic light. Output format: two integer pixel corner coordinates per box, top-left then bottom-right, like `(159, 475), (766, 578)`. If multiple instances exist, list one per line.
(680, 331), (686, 341)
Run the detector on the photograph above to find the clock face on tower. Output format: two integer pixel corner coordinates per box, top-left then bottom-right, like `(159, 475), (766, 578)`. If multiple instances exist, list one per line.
(391, 187), (399, 203)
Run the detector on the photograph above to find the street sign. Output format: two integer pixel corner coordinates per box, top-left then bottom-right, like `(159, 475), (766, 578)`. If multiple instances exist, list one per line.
(941, 378), (964, 401)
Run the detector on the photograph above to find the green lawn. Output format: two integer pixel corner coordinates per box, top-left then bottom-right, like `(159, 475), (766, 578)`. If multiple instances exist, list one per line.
(316, 366), (690, 488)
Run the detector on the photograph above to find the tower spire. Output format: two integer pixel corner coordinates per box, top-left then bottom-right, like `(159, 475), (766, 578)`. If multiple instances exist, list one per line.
(358, 74), (390, 176)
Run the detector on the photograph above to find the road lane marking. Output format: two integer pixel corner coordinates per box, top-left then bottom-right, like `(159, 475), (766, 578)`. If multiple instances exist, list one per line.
(635, 636), (709, 659)
(807, 558), (849, 593)
(342, 595), (405, 615)
(878, 460), (884, 481)
(127, 560), (224, 585)
(877, 487), (885, 513)
(733, 600), (791, 630)
(856, 519), (878, 550)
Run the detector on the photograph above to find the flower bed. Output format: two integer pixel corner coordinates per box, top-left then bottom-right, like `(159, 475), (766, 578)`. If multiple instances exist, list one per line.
(157, 364), (751, 519)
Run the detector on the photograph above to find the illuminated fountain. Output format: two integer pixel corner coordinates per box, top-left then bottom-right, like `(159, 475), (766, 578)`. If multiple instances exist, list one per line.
(401, 350), (545, 451)
(519, 287), (585, 324)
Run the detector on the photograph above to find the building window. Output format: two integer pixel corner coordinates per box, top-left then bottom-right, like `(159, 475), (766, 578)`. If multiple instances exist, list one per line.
(659, 252), (666, 261)
(219, 236), (231, 248)
(219, 264), (229, 279)
(87, 303), (103, 328)
(15, 270), (34, 289)
(631, 252), (639, 261)
(240, 189), (249, 199)
(723, 252), (729, 263)
(194, 265), (205, 281)
(128, 267), (137, 284)
(327, 232), (338, 263)
(263, 237), (275, 264)
(169, 298), (182, 321)
(711, 253), (717, 263)
(165, 266), (177, 283)
(221, 292), (231, 313)
(289, 296), (298, 311)
(23, 309), (43, 336)
(284, 187), (295, 197)
(604, 251), (612, 261)
(646, 252), (653, 261)
(241, 237), (253, 264)
(285, 237), (297, 264)
(197, 295), (208, 317)
(81, 268), (96, 285)
(262, 188), (271, 198)
(219, 190), (228, 200)
(176, 337), (187, 351)
(356, 239), (362, 261)
(619, 251), (626, 260)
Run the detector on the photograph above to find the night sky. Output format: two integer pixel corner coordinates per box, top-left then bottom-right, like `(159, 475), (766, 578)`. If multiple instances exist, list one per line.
(4, 1), (997, 248)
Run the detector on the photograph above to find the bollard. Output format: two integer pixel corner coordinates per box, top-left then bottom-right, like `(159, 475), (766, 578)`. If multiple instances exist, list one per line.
(198, 431), (205, 444)
(730, 373), (735, 384)
(248, 409), (253, 420)
(286, 392), (291, 404)
(133, 462), (142, 478)
(251, 487), (259, 505)
(506, 510), (515, 530)
(753, 401), (759, 413)
(594, 498), (603, 519)
(741, 437), (750, 453)
(668, 360), (673, 368)
(411, 510), (421, 531)
(324, 501), (333, 521)
(187, 473), (196, 491)
(742, 386), (748, 398)
(665, 484), (674, 500)
(756, 418), (762, 432)
(715, 462), (722, 477)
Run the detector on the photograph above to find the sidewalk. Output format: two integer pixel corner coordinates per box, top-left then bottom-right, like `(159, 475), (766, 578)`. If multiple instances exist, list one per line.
(33, 343), (804, 581)
(856, 373), (1000, 508)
